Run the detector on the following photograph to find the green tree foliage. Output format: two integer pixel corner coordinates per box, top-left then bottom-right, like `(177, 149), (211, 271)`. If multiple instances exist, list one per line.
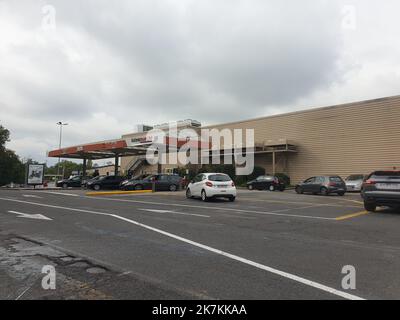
(198, 164), (237, 181)
(46, 160), (84, 179)
(0, 125), (26, 186)
(0, 125), (10, 151)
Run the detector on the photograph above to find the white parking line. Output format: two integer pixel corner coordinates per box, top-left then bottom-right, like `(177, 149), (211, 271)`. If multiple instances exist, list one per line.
(139, 208), (209, 218)
(23, 194), (42, 199)
(272, 204), (327, 213)
(39, 191), (79, 197)
(86, 196), (336, 221)
(0, 197), (364, 300)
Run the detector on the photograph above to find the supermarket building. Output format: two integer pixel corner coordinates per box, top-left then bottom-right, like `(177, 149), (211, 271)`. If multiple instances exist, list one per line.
(48, 95), (400, 184)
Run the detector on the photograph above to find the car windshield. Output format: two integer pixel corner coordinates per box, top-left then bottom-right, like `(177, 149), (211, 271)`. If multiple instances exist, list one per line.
(329, 177), (343, 182)
(346, 175), (364, 181)
(208, 174), (231, 182)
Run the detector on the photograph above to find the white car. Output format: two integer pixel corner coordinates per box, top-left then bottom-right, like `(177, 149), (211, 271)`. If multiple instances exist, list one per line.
(345, 174), (366, 192)
(186, 173), (237, 202)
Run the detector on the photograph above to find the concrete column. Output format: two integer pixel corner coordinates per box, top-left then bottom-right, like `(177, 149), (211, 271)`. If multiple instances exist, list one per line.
(82, 158), (87, 177)
(272, 150), (276, 175)
(114, 155), (119, 176)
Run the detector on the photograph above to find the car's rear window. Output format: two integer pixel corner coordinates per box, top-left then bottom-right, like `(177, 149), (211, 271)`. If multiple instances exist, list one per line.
(371, 171), (400, 179)
(262, 176), (275, 181)
(346, 175), (364, 181)
(329, 177), (343, 182)
(208, 174), (231, 182)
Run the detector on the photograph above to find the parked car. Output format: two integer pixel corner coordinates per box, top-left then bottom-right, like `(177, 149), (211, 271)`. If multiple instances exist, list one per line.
(361, 171), (400, 212)
(246, 175), (285, 191)
(345, 174), (366, 192)
(186, 173), (237, 202)
(56, 175), (85, 189)
(295, 176), (346, 196)
(120, 174), (182, 191)
(82, 175), (104, 188)
(86, 175), (125, 191)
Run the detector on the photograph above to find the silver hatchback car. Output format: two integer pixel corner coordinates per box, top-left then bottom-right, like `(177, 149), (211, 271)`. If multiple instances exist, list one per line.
(345, 174), (366, 192)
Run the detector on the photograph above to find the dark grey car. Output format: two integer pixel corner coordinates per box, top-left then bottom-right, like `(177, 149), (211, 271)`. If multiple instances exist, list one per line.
(295, 176), (346, 196)
(120, 174), (182, 191)
(361, 171), (400, 212)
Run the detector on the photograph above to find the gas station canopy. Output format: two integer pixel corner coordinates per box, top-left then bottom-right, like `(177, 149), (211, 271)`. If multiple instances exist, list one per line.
(47, 137), (211, 160)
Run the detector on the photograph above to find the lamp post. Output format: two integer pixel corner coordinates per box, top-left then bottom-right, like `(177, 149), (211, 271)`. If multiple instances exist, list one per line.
(56, 122), (68, 178)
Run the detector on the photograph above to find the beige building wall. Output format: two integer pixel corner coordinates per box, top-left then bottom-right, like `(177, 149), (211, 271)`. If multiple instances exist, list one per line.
(119, 95), (400, 184)
(202, 96), (400, 184)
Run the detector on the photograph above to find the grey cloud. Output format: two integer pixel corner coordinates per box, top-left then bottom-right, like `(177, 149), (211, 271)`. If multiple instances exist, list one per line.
(1, 0), (400, 162)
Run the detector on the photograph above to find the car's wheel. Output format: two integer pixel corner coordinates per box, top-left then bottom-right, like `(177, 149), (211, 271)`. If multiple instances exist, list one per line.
(248, 184), (254, 190)
(269, 185), (275, 191)
(201, 190), (208, 202)
(320, 187), (329, 196)
(338, 192), (345, 196)
(364, 201), (376, 212)
(186, 188), (192, 199)
(229, 196), (236, 202)
(62, 183), (68, 189)
(134, 184), (143, 191)
(169, 184), (177, 192)
(295, 186), (303, 194)
(94, 185), (101, 191)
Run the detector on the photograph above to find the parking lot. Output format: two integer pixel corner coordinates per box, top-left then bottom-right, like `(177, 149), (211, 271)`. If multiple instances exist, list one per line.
(1, 188), (400, 300)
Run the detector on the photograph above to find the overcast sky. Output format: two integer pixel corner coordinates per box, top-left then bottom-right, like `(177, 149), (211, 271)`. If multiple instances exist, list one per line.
(1, 0), (400, 164)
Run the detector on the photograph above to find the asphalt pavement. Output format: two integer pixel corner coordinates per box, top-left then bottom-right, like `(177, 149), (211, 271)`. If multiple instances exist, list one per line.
(1, 188), (400, 300)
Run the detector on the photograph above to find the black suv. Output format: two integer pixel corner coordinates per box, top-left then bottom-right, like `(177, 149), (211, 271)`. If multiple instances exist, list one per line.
(120, 174), (182, 191)
(361, 171), (400, 212)
(246, 175), (285, 191)
(295, 176), (346, 196)
(86, 175), (125, 191)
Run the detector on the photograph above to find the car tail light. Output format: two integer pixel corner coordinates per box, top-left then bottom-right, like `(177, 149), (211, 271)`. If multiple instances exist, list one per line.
(205, 181), (213, 187)
(328, 182), (336, 186)
(364, 179), (376, 185)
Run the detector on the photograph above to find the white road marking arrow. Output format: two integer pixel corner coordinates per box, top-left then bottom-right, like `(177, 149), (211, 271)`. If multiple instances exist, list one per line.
(139, 208), (209, 218)
(8, 210), (52, 221)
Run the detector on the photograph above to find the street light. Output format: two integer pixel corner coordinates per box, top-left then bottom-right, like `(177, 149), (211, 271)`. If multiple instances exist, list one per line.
(56, 122), (68, 178)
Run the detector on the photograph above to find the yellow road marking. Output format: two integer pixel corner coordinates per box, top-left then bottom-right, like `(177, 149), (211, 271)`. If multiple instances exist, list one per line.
(335, 211), (369, 221)
(86, 190), (153, 196)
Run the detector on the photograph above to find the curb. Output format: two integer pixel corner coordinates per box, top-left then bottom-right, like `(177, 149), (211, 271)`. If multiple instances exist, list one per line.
(86, 190), (153, 196)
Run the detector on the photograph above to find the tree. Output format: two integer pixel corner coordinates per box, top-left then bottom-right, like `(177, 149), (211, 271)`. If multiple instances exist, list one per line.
(46, 160), (83, 179)
(0, 125), (10, 151)
(0, 125), (25, 186)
